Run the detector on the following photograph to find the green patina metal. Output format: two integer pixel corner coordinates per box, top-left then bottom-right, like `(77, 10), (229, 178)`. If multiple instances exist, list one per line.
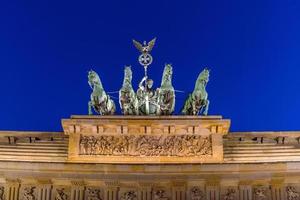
(88, 70), (116, 115)
(181, 68), (210, 115)
(119, 66), (139, 115)
(156, 64), (175, 115)
(87, 38), (210, 116)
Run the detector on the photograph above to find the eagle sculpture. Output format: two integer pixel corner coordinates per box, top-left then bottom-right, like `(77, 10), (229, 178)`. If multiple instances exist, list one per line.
(132, 38), (156, 54)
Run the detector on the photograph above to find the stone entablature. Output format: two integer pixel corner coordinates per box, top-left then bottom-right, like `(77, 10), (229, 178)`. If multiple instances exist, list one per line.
(1, 116), (300, 199)
(0, 123), (300, 164)
(61, 115), (230, 164)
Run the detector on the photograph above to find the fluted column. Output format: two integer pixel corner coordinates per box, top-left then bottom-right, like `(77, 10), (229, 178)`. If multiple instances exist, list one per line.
(36, 180), (52, 200)
(104, 182), (119, 200)
(138, 183), (152, 200)
(270, 179), (286, 200)
(206, 180), (220, 200)
(239, 181), (252, 200)
(172, 181), (186, 200)
(71, 181), (85, 200)
(5, 179), (20, 200)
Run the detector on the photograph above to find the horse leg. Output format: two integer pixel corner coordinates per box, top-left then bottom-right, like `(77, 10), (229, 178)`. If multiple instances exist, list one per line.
(192, 101), (198, 115)
(110, 100), (116, 115)
(88, 101), (93, 115)
(203, 99), (210, 115)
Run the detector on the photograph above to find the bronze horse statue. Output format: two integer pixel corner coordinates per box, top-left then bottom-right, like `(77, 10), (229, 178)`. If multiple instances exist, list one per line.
(88, 70), (116, 115)
(181, 68), (210, 115)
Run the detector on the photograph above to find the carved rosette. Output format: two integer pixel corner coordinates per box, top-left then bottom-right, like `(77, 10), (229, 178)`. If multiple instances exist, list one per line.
(119, 190), (137, 200)
(222, 188), (236, 200)
(86, 187), (102, 200)
(55, 188), (69, 200)
(153, 189), (169, 200)
(287, 186), (300, 200)
(79, 134), (212, 157)
(253, 186), (268, 200)
(21, 186), (36, 200)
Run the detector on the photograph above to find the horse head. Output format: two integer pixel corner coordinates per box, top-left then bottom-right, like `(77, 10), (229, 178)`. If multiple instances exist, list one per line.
(197, 68), (210, 85)
(123, 66), (133, 87)
(88, 70), (103, 89)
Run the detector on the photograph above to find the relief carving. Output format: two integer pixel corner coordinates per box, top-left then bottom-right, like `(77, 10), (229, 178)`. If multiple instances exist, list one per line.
(86, 188), (102, 200)
(22, 186), (36, 200)
(222, 188), (236, 200)
(287, 186), (300, 200)
(153, 189), (169, 200)
(55, 188), (68, 200)
(253, 187), (267, 200)
(190, 187), (205, 200)
(119, 191), (137, 200)
(79, 135), (212, 157)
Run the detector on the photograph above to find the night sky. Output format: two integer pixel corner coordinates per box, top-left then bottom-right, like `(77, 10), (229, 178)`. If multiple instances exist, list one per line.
(0, 0), (300, 132)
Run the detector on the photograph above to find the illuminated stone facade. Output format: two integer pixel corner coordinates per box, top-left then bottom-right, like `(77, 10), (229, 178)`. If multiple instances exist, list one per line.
(0, 115), (300, 200)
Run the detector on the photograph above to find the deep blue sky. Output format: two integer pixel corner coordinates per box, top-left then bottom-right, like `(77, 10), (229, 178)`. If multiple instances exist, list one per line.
(0, 0), (299, 132)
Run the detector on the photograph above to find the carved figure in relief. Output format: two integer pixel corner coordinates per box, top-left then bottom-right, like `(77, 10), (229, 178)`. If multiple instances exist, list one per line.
(88, 70), (116, 115)
(222, 188), (236, 200)
(190, 187), (205, 200)
(22, 187), (36, 200)
(86, 188), (102, 200)
(120, 191), (137, 200)
(254, 187), (267, 200)
(79, 135), (212, 157)
(287, 186), (300, 200)
(0, 187), (4, 200)
(156, 64), (175, 115)
(153, 189), (169, 200)
(119, 66), (138, 115)
(181, 68), (210, 115)
(55, 188), (68, 200)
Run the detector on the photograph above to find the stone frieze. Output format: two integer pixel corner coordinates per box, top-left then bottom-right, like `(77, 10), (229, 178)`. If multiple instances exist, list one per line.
(79, 134), (212, 157)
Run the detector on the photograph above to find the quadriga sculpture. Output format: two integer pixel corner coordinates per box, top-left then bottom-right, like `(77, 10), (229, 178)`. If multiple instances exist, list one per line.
(156, 64), (175, 115)
(181, 68), (210, 115)
(119, 66), (138, 115)
(88, 70), (116, 115)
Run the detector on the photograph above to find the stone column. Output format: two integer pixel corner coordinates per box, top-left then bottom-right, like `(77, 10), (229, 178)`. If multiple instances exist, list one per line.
(206, 180), (220, 200)
(71, 181), (85, 200)
(104, 182), (119, 200)
(138, 183), (152, 200)
(172, 182), (186, 200)
(37, 180), (52, 200)
(239, 182), (252, 200)
(5, 179), (20, 200)
(270, 179), (286, 200)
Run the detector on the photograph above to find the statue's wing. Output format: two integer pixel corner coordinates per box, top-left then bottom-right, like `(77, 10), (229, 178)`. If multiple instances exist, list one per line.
(132, 39), (143, 53)
(147, 37), (156, 51)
